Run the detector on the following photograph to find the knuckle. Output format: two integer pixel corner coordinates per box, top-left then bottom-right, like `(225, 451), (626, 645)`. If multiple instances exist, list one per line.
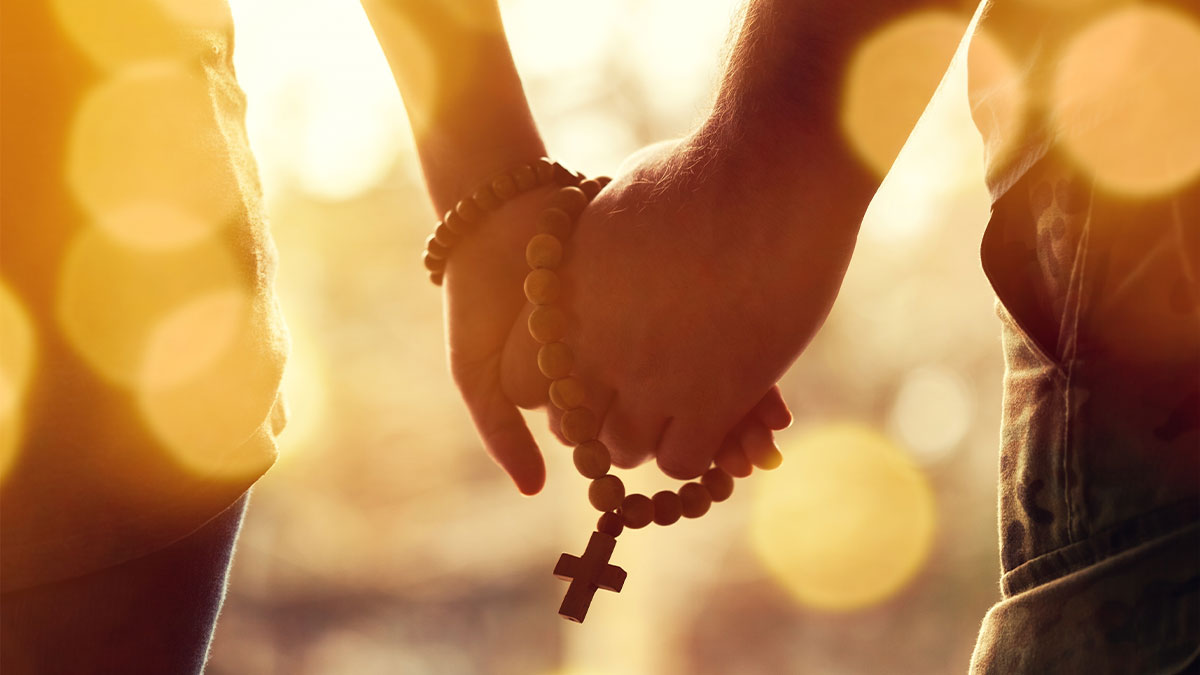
(656, 453), (706, 480)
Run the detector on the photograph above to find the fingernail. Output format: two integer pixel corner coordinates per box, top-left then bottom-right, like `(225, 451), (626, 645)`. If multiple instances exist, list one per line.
(760, 445), (783, 471)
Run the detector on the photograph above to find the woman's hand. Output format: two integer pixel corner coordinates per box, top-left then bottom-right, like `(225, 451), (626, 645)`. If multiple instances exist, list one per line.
(501, 138), (855, 481)
(446, 129), (861, 494)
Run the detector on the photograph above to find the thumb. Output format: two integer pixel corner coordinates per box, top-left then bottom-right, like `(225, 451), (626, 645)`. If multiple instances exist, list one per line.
(456, 366), (546, 495)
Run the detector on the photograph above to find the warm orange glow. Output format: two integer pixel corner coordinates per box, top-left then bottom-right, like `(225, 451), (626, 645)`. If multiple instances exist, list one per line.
(888, 365), (973, 464)
(138, 289), (246, 392)
(1053, 5), (1200, 197)
(842, 11), (972, 177)
(51, 0), (230, 70)
(751, 424), (937, 611)
(859, 9), (999, 245)
(229, 0), (410, 200)
(966, 26), (1026, 174)
(1012, 0), (1112, 10)
(270, 320), (328, 458)
(67, 63), (238, 250)
(136, 291), (284, 479)
(151, 0), (233, 30)
(56, 228), (240, 386)
(0, 282), (37, 483)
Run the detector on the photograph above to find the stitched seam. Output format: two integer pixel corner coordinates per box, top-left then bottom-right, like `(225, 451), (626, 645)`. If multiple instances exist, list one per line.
(1059, 183), (1095, 544)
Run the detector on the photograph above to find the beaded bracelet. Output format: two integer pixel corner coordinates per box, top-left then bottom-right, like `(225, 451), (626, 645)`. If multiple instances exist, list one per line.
(421, 158), (583, 286)
(426, 159), (740, 623)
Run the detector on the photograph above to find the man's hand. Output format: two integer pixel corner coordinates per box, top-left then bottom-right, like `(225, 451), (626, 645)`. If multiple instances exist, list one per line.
(442, 159), (796, 493)
(365, 0), (902, 493)
(495, 138), (856, 481)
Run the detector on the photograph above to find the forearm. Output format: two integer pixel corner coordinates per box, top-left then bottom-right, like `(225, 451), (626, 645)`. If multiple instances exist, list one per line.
(361, 0), (545, 212)
(689, 0), (962, 235)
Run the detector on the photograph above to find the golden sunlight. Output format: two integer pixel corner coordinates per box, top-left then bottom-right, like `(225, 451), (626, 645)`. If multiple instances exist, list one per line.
(137, 289), (246, 392)
(136, 290), (283, 479)
(0, 282), (37, 483)
(67, 63), (238, 250)
(888, 365), (973, 464)
(51, 0), (230, 70)
(270, 320), (329, 459)
(841, 11), (972, 177)
(56, 228), (240, 386)
(1053, 5), (1200, 197)
(227, 0), (409, 201)
(965, 24), (1026, 175)
(750, 424), (937, 611)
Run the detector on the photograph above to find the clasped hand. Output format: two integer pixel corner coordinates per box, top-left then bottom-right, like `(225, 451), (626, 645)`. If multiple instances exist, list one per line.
(442, 138), (853, 494)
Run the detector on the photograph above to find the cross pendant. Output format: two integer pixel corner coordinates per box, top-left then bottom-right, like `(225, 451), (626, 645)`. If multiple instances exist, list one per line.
(553, 531), (626, 623)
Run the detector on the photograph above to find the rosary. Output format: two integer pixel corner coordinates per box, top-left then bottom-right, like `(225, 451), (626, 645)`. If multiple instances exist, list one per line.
(423, 158), (741, 623)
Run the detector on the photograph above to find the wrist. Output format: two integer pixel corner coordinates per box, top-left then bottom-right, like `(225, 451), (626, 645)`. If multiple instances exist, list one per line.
(418, 114), (546, 213)
(683, 114), (873, 247)
(363, 0), (546, 212)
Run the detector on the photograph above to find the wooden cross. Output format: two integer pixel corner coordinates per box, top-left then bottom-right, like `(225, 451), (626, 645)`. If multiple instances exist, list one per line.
(553, 531), (626, 623)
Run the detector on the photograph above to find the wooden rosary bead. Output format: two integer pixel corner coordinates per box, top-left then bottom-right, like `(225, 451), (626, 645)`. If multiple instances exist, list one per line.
(524, 268), (562, 305)
(549, 376), (586, 410)
(513, 164), (538, 191)
(588, 475), (625, 512)
(423, 251), (445, 272)
(550, 187), (589, 218)
(651, 490), (683, 526)
(536, 208), (574, 240)
(701, 468), (735, 502)
(597, 511), (624, 538)
(492, 173), (517, 200)
(573, 440), (611, 479)
(443, 209), (470, 234)
(526, 234), (563, 270)
(433, 222), (459, 247)
(429, 270), (444, 286)
(679, 482), (712, 519)
(473, 185), (501, 211)
(561, 407), (599, 444)
(455, 198), (484, 225)
(537, 341), (573, 379)
(620, 494), (654, 529)
(579, 179), (603, 199)
(425, 234), (448, 260)
(528, 306), (567, 343)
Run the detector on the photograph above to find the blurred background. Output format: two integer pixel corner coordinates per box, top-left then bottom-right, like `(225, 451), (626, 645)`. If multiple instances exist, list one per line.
(1, 0), (1014, 672)
(200, 1), (1007, 673)
(8, 0), (1199, 671)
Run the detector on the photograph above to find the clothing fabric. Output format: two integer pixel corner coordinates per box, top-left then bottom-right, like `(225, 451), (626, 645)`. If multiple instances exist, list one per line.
(0, 0), (287, 593)
(967, 0), (1200, 670)
(1, 494), (249, 674)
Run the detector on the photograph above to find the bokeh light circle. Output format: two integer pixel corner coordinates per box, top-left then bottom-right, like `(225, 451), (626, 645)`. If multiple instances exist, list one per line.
(751, 424), (937, 611)
(67, 63), (238, 250)
(56, 228), (241, 386)
(0, 282), (37, 482)
(229, 0), (409, 201)
(52, 0), (230, 70)
(136, 289), (286, 479)
(841, 11), (973, 177)
(888, 364), (973, 464)
(1053, 5), (1200, 197)
(965, 25), (1026, 173)
(138, 289), (247, 392)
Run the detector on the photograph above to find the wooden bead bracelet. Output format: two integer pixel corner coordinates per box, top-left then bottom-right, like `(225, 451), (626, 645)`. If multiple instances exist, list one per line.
(422, 158), (583, 285)
(427, 159), (742, 623)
